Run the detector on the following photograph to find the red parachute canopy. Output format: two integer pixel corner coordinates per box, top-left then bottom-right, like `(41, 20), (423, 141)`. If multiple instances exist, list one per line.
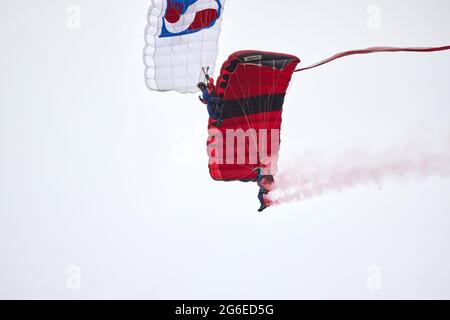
(207, 50), (300, 181)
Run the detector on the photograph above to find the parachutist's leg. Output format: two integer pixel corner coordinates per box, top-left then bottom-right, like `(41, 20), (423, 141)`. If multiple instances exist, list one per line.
(212, 120), (223, 128)
(210, 97), (223, 118)
(211, 96), (222, 106)
(208, 101), (223, 127)
(258, 190), (264, 205)
(205, 97), (223, 127)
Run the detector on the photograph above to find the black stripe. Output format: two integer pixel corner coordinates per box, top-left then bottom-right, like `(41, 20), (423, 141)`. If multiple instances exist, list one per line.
(220, 94), (286, 119)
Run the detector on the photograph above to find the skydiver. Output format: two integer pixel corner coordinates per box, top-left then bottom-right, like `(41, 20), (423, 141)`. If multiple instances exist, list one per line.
(197, 73), (223, 128)
(254, 168), (274, 212)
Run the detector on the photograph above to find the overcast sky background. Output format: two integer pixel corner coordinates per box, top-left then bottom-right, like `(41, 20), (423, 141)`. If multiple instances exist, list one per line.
(1, 0), (450, 299)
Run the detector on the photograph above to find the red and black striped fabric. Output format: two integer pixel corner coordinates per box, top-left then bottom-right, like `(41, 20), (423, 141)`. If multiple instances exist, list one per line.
(207, 50), (300, 181)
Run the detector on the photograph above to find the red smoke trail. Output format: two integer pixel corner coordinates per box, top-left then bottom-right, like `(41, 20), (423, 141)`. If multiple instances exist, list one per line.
(269, 142), (450, 205)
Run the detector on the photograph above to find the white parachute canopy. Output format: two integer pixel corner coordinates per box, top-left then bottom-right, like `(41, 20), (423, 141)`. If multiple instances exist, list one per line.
(144, 0), (227, 93)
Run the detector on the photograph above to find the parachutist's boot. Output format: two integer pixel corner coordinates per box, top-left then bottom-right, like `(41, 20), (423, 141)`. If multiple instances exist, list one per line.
(258, 203), (268, 212)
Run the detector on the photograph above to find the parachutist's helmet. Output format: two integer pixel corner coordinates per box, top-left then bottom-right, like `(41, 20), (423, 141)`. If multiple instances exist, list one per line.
(197, 82), (207, 91)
